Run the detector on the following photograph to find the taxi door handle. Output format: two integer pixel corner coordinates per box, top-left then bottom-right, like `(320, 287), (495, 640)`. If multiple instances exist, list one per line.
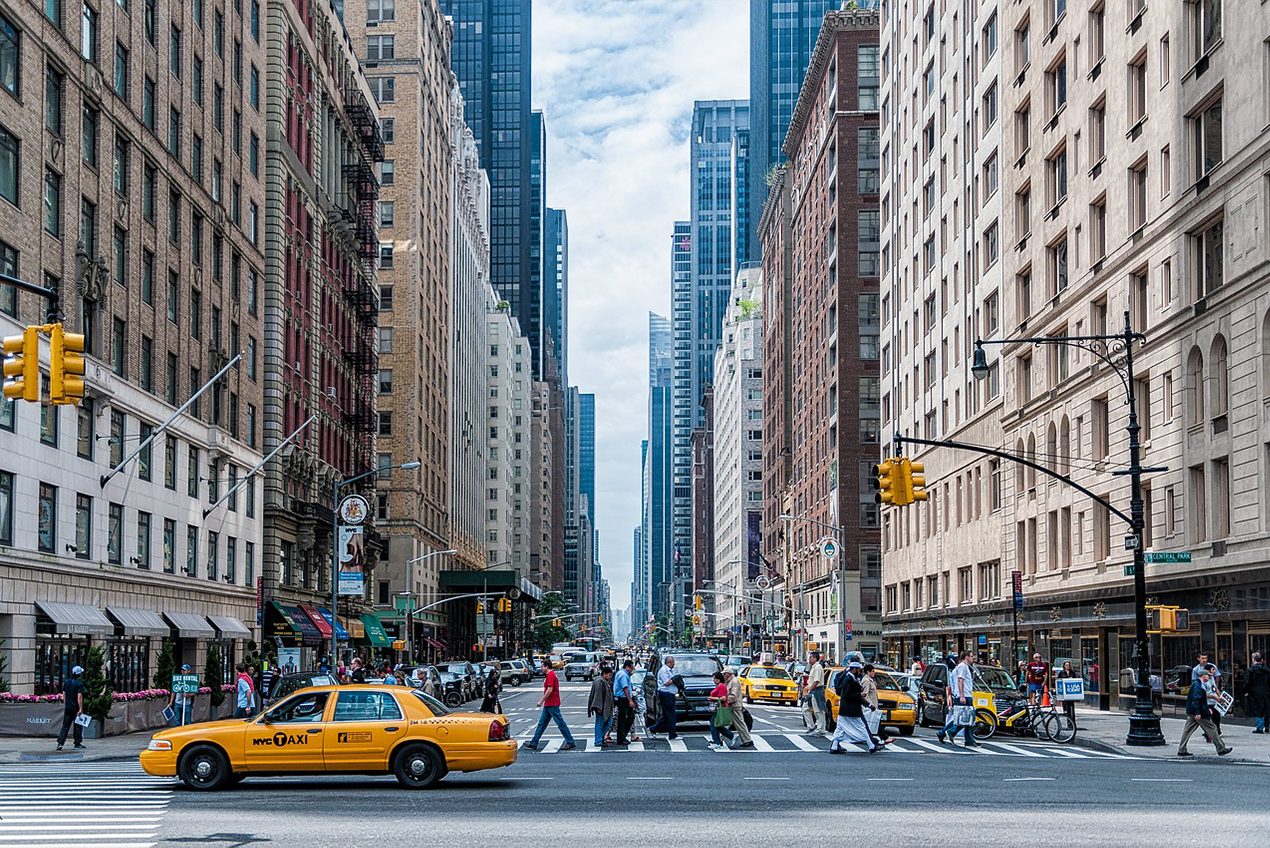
(384, 726), (400, 732)
(307, 728), (322, 734)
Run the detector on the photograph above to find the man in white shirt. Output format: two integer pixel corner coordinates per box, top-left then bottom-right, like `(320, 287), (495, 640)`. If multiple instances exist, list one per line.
(802, 652), (827, 737)
(648, 656), (679, 740)
(947, 650), (978, 748)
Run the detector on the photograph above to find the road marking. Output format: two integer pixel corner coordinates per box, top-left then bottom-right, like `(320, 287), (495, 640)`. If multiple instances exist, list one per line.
(905, 738), (963, 754)
(866, 778), (914, 781)
(980, 741), (1047, 758)
(743, 777), (790, 781)
(628, 740), (645, 752)
(1004, 777), (1056, 782)
(783, 733), (820, 752)
(541, 739), (564, 753)
(499, 777), (554, 781)
(1131, 778), (1192, 782)
(749, 735), (776, 752)
(1045, 747), (1092, 758)
(626, 776), (673, 780)
(668, 737), (688, 752)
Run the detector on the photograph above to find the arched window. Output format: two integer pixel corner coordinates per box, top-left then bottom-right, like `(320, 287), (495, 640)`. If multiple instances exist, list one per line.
(1026, 433), (1037, 490)
(1059, 415), (1071, 465)
(1209, 335), (1229, 418)
(1187, 346), (1205, 426)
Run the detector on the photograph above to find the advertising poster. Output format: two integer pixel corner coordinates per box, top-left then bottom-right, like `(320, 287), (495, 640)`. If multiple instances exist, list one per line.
(337, 525), (365, 596)
(278, 648), (301, 676)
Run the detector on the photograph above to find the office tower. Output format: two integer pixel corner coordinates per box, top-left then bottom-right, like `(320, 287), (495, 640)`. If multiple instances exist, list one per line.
(545, 208), (569, 388)
(442, 0), (537, 369)
(644, 312), (673, 623)
(673, 103), (749, 624)
(760, 8), (881, 660)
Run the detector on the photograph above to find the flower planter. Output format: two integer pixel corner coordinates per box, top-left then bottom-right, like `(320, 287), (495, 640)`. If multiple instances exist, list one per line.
(1, 685), (237, 737)
(0, 702), (67, 737)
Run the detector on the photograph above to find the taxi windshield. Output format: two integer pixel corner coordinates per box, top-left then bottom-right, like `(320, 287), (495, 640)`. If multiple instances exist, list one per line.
(411, 690), (452, 716)
(874, 671), (902, 691)
(746, 667), (790, 680)
(974, 667), (1018, 690)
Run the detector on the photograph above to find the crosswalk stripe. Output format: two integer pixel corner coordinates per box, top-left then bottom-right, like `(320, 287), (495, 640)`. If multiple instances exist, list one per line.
(981, 740), (1047, 757)
(0, 763), (168, 848)
(783, 733), (820, 752)
(904, 738), (964, 753)
(1045, 747), (1093, 758)
(881, 740), (920, 753)
(628, 740), (645, 752)
(541, 739), (563, 753)
(749, 735), (775, 752)
(668, 737), (687, 752)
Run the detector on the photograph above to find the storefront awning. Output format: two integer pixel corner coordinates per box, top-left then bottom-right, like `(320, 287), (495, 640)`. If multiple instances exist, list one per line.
(299, 605), (332, 638)
(105, 606), (170, 637)
(425, 637), (444, 651)
(266, 602), (322, 644)
(339, 615), (366, 639)
(208, 615), (253, 639)
(162, 611), (216, 639)
(318, 608), (349, 640)
(360, 613), (393, 647)
(35, 601), (114, 636)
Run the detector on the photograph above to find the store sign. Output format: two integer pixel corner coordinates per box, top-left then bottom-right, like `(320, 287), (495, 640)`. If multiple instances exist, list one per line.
(256, 577), (264, 625)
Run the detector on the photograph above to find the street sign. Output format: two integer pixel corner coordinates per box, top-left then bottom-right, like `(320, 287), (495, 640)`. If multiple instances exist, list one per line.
(1011, 569), (1024, 611)
(1124, 565), (1136, 576)
(820, 537), (839, 559)
(1144, 551), (1192, 564)
(171, 674), (200, 695)
(1124, 535), (1139, 550)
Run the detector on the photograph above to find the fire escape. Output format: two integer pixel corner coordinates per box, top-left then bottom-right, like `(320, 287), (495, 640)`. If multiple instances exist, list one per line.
(340, 87), (385, 474)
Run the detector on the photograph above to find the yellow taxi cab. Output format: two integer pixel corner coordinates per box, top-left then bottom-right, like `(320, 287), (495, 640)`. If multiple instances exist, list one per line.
(823, 666), (917, 736)
(140, 685), (515, 790)
(738, 663), (799, 706)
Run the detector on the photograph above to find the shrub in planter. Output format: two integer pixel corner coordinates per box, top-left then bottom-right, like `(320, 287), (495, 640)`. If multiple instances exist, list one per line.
(153, 639), (176, 690)
(81, 646), (115, 726)
(206, 645), (226, 718)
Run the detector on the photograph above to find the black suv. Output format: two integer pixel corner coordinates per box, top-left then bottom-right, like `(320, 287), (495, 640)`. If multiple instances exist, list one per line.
(642, 652), (723, 727)
(916, 663), (1023, 727)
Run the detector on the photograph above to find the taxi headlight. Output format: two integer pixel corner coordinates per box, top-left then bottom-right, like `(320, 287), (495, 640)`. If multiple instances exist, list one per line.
(147, 739), (173, 751)
(896, 703), (915, 711)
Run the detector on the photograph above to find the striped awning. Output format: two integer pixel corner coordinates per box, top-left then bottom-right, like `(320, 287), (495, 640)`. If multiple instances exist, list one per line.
(208, 615), (252, 639)
(105, 606), (170, 637)
(163, 611), (216, 639)
(35, 601), (114, 636)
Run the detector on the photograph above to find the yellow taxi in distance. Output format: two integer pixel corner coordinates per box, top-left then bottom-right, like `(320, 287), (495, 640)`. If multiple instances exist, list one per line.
(823, 667), (917, 735)
(140, 685), (515, 790)
(739, 664), (799, 705)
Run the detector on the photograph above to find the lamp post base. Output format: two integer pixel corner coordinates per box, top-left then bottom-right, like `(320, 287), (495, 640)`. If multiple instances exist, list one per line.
(1125, 684), (1167, 746)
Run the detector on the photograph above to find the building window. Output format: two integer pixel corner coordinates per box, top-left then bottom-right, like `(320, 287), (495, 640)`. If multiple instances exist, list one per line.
(381, 117), (394, 143)
(207, 530), (218, 580)
(1191, 98), (1222, 181)
(81, 3), (98, 63)
(1045, 54), (1067, 117)
(74, 493), (92, 558)
(137, 422), (152, 480)
(0, 13), (19, 100)
(1188, 0), (1222, 62)
(366, 35), (394, 61)
(1046, 146), (1068, 208)
(186, 525), (198, 576)
(367, 0), (395, 22)
(107, 502), (123, 563)
(1047, 233), (1069, 295)
(1192, 217), (1224, 298)
(369, 76), (394, 104)
(0, 127), (17, 207)
(44, 169), (61, 236)
(1128, 51), (1147, 127)
(38, 482), (57, 553)
(168, 24), (181, 76)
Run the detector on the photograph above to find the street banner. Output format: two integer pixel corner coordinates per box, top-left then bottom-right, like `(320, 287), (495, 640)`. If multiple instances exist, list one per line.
(1011, 569), (1024, 611)
(337, 524), (365, 596)
(256, 576), (264, 625)
(1055, 678), (1085, 701)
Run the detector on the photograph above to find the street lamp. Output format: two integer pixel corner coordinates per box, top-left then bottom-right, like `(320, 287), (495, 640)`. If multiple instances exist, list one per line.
(972, 311), (1164, 746)
(779, 512), (846, 662)
(404, 548), (456, 662)
(331, 460), (421, 663)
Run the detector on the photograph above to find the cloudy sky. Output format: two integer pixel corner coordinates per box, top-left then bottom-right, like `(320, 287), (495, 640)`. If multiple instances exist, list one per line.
(533, 0), (748, 611)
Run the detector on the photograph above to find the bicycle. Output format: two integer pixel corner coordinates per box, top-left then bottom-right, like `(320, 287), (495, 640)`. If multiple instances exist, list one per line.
(1005, 699), (1077, 743)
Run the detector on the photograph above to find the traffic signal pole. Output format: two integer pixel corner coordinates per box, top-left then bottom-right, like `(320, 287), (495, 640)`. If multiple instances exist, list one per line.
(0, 271), (61, 323)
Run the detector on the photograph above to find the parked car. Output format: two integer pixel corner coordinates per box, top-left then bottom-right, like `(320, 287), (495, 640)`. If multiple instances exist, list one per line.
(564, 652), (600, 682)
(916, 663), (1023, 729)
(499, 660), (532, 686)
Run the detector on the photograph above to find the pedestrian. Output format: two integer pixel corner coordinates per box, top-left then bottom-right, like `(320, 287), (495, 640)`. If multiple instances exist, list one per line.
(909, 657), (924, 677)
(860, 664), (889, 748)
(1025, 652), (1050, 705)
(382, 665), (398, 685)
(723, 667), (755, 749)
(707, 671), (735, 750)
(828, 662), (881, 754)
(55, 665), (87, 751)
(938, 650), (977, 748)
(1241, 652), (1270, 733)
(481, 662), (503, 713)
(1205, 662), (1224, 736)
(350, 657), (367, 684)
(234, 663), (255, 718)
(1056, 660), (1078, 722)
(801, 651), (827, 737)
(648, 656), (679, 740)
(524, 657), (577, 751)
(1177, 668), (1232, 757)
(259, 662), (280, 706)
(587, 666), (616, 747)
(166, 664), (194, 727)
(613, 659), (639, 745)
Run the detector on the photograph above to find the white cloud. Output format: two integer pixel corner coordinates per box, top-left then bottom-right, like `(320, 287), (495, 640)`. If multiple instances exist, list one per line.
(534, 0), (748, 611)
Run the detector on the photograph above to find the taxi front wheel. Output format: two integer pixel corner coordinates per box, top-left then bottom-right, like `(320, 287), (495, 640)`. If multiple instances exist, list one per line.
(178, 745), (231, 791)
(393, 744), (446, 789)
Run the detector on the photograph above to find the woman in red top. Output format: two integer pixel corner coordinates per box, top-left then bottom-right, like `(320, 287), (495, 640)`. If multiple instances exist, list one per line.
(707, 672), (735, 750)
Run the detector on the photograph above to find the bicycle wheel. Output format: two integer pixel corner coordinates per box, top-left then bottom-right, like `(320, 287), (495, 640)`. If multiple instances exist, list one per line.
(973, 708), (998, 739)
(1031, 710), (1054, 741)
(1045, 712), (1077, 743)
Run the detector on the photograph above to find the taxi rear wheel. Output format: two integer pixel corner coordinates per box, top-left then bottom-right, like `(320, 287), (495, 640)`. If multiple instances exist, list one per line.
(178, 745), (231, 791)
(393, 744), (446, 789)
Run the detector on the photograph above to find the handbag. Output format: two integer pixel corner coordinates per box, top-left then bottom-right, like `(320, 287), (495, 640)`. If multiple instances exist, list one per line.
(712, 706), (734, 728)
(952, 702), (976, 727)
(865, 707), (882, 735)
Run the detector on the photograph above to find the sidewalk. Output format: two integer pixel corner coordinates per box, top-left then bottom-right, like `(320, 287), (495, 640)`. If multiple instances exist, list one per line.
(1073, 707), (1270, 763)
(0, 731), (152, 764)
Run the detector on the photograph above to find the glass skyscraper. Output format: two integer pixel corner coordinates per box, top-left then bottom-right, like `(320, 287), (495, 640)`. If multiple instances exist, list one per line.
(644, 311), (673, 624)
(545, 207), (569, 387)
(442, 0), (537, 370)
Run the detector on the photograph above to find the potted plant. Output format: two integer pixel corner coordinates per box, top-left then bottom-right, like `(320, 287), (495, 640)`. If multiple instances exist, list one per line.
(206, 645), (225, 719)
(0, 638), (9, 693)
(81, 646), (114, 738)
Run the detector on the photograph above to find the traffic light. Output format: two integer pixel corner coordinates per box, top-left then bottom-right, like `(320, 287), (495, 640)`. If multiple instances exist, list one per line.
(2, 327), (39, 402)
(552, 617), (562, 628)
(476, 600), (485, 614)
(872, 458), (903, 506)
(497, 598), (512, 613)
(1146, 605), (1189, 633)
(905, 458), (928, 503)
(694, 594), (702, 610)
(49, 324), (86, 405)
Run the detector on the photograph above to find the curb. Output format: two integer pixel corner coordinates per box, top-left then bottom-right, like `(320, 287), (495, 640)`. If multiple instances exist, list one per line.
(1064, 734), (1128, 757)
(0, 751), (143, 765)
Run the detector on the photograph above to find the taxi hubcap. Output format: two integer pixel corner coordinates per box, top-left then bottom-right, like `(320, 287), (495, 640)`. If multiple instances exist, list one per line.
(409, 757), (428, 777)
(195, 758), (214, 779)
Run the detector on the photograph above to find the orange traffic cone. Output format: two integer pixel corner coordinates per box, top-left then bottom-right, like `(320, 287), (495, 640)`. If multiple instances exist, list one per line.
(1041, 686), (1052, 708)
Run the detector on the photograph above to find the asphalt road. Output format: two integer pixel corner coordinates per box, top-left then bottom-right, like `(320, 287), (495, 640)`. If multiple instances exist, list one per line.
(13, 683), (1269, 848)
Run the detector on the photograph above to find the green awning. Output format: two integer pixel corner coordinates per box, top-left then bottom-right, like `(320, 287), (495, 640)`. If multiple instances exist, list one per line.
(360, 613), (393, 647)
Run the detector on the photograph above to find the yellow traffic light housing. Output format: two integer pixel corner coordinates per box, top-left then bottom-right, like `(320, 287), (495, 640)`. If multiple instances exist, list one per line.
(2, 327), (39, 402)
(906, 459), (928, 503)
(552, 617), (562, 628)
(873, 458), (900, 505)
(50, 324), (86, 405)
(476, 600), (485, 614)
